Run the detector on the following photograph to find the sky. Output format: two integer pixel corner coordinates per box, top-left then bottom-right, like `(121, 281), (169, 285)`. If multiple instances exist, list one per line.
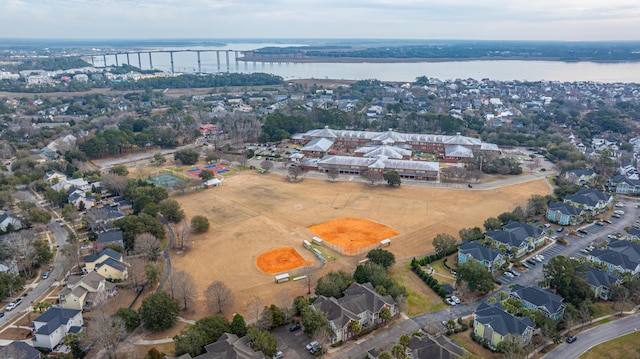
(2, 0), (640, 41)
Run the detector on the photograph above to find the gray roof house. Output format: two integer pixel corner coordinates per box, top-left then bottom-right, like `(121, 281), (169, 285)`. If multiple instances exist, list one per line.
(406, 333), (468, 359)
(588, 239), (640, 277)
(0, 212), (22, 232)
(582, 266), (621, 300)
(311, 282), (396, 344)
(509, 284), (566, 321)
(300, 137), (334, 157)
(485, 222), (545, 258)
(563, 169), (596, 186)
(96, 229), (125, 249)
(563, 189), (613, 214)
(0, 341), (41, 359)
(458, 241), (505, 272)
(473, 302), (534, 349)
(172, 332), (264, 359)
(546, 202), (584, 226)
(33, 307), (83, 350)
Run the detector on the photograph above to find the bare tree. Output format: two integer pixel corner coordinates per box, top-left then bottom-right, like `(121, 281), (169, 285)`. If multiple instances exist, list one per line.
(127, 256), (148, 291)
(276, 289), (294, 323)
(205, 281), (234, 314)
(6, 231), (36, 277)
(246, 296), (263, 322)
(327, 168), (340, 182)
(287, 166), (305, 181)
(171, 220), (190, 250)
(361, 169), (383, 186)
(82, 303), (127, 359)
(260, 160), (274, 173)
(100, 173), (130, 196)
(60, 239), (82, 275)
(135, 233), (162, 262)
(167, 271), (197, 311)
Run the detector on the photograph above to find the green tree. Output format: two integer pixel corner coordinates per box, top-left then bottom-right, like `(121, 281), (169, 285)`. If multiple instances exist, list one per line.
(456, 260), (495, 293)
(139, 292), (179, 331)
(459, 227), (483, 242)
(199, 169), (215, 181)
(247, 327), (278, 357)
(0, 271), (26, 299)
(151, 152), (167, 166)
(483, 217), (502, 231)
(366, 248), (396, 268)
(379, 351), (392, 359)
(110, 165), (129, 176)
(174, 149), (200, 165)
(173, 315), (230, 357)
(543, 256), (591, 307)
(496, 334), (525, 359)
(191, 215), (210, 233)
(158, 199), (185, 223)
(433, 233), (457, 255)
(301, 305), (329, 335)
(399, 334), (411, 349)
(392, 344), (406, 359)
(230, 313), (247, 337)
(33, 239), (53, 266)
(145, 348), (165, 359)
(349, 320), (362, 338)
(114, 308), (141, 332)
(26, 206), (52, 224)
(383, 171), (402, 187)
(32, 301), (52, 313)
(315, 270), (353, 298)
(114, 213), (166, 249)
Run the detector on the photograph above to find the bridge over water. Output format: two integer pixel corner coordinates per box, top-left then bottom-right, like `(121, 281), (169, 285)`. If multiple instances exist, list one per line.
(88, 49), (306, 73)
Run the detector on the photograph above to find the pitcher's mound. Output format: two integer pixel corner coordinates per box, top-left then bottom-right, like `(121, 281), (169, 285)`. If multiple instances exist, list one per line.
(308, 218), (399, 255)
(256, 248), (312, 274)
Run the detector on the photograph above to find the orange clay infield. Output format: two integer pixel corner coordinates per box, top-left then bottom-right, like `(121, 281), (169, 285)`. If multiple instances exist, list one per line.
(308, 218), (399, 255)
(256, 247), (312, 274)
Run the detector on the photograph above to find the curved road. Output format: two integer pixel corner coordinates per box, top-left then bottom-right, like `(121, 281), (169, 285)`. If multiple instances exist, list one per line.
(542, 313), (640, 359)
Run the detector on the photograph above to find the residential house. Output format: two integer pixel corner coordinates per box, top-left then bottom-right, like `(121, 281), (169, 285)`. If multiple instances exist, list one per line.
(582, 266), (621, 300)
(563, 189), (613, 215)
(58, 271), (117, 310)
(485, 222), (546, 258)
(85, 206), (125, 232)
(43, 170), (68, 184)
(311, 282), (396, 344)
(509, 284), (566, 321)
(546, 202), (584, 226)
(173, 332), (264, 359)
(84, 248), (128, 280)
(473, 302), (534, 349)
(588, 239), (640, 277)
(96, 229), (125, 250)
(67, 188), (95, 210)
(563, 169), (596, 186)
(32, 307), (83, 350)
(405, 333), (468, 359)
(627, 227), (640, 241)
(51, 178), (90, 193)
(0, 212), (22, 232)
(0, 341), (41, 359)
(608, 175), (640, 195)
(458, 241), (505, 272)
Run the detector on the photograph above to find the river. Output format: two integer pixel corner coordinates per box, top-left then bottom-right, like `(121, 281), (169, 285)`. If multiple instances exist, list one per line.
(96, 43), (640, 83)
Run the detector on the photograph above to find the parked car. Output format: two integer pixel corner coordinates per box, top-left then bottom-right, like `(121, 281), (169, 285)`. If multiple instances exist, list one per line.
(587, 245), (595, 251)
(450, 295), (461, 304)
(468, 184), (473, 188)
(5, 302), (16, 311)
(289, 323), (301, 332)
(508, 270), (520, 277)
(444, 298), (457, 306)
(0, 311), (4, 318)
(504, 272), (515, 278)
(14, 298), (22, 307)
(526, 259), (537, 266)
(521, 262), (530, 269)
(557, 227), (564, 232)
(306, 341), (319, 351)
(273, 351), (284, 359)
(594, 222), (604, 226)
(566, 335), (577, 343)
(603, 219), (612, 224)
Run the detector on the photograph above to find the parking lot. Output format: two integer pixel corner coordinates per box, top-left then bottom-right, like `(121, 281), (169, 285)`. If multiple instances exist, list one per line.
(271, 325), (315, 359)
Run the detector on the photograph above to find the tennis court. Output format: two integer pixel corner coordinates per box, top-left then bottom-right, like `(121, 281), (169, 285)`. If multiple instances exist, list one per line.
(147, 173), (188, 188)
(185, 164), (231, 177)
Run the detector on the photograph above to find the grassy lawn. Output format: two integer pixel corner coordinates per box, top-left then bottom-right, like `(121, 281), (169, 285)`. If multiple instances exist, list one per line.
(391, 263), (447, 316)
(449, 332), (501, 359)
(429, 261), (456, 285)
(590, 301), (614, 318)
(579, 331), (640, 359)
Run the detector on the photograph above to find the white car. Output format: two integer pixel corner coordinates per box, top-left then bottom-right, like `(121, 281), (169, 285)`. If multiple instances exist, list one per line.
(5, 302), (16, 311)
(504, 272), (515, 278)
(306, 341), (319, 351)
(444, 298), (457, 306)
(450, 295), (461, 304)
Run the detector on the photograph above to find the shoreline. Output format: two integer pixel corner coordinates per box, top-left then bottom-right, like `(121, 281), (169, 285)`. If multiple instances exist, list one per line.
(238, 56), (640, 64)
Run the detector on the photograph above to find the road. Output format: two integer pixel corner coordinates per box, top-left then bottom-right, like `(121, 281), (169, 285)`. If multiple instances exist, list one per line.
(0, 190), (71, 327)
(541, 313), (640, 359)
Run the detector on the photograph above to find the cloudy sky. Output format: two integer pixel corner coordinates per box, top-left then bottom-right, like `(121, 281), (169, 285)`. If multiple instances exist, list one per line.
(2, 0), (639, 41)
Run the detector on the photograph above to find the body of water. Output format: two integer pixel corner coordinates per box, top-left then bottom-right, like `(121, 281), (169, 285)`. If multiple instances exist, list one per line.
(93, 43), (640, 83)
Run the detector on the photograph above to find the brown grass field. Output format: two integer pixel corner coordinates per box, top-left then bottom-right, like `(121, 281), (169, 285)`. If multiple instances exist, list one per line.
(170, 170), (551, 321)
(308, 218), (400, 255)
(256, 247), (312, 274)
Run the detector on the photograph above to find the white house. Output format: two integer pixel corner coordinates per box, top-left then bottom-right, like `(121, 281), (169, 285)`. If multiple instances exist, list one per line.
(33, 307), (83, 350)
